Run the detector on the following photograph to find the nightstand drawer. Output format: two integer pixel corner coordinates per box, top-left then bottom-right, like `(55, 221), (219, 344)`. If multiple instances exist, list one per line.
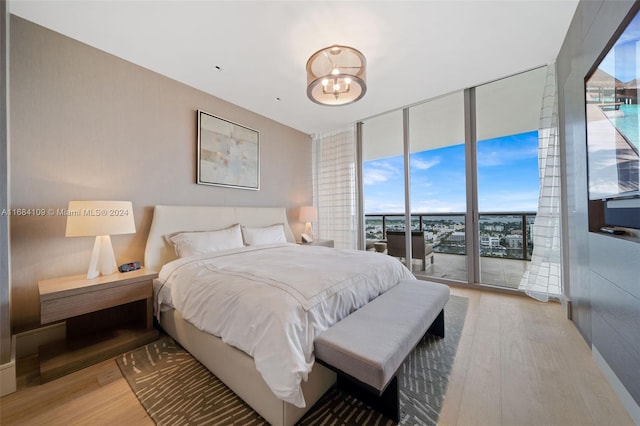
(41, 279), (151, 324)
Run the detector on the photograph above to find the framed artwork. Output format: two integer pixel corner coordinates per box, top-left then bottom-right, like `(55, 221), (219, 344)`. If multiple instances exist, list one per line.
(197, 110), (260, 190)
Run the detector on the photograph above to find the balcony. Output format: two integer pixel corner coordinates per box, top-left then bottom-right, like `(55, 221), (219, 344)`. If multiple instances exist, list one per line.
(365, 212), (535, 289)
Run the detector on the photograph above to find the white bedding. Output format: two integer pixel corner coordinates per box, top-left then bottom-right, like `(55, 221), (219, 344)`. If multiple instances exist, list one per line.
(155, 243), (414, 407)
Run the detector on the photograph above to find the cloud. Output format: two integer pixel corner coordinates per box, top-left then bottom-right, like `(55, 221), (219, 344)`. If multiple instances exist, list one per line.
(364, 157), (439, 186)
(364, 198), (405, 214)
(476, 150), (504, 167)
(363, 169), (392, 185)
(412, 199), (466, 214)
(478, 190), (540, 212)
(411, 157), (440, 170)
(363, 161), (401, 185)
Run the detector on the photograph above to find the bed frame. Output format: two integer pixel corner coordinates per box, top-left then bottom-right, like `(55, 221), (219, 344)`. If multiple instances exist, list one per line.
(144, 205), (336, 426)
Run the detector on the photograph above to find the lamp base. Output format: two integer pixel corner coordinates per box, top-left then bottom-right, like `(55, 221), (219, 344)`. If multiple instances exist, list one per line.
(304, 222), (314, 240)
(87, 235), (117, 279)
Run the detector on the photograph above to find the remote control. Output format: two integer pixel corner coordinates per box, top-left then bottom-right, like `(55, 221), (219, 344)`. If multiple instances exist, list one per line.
(600, 226), (625, 235)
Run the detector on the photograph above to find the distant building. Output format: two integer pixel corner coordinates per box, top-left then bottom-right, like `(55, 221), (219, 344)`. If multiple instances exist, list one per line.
(480, 235), (501, 247)
(448, 232), (466, 242)
(505, 234), (522, 248)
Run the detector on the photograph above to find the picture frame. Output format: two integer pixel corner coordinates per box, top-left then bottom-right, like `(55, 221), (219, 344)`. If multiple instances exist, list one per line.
(197, 110), (260, 190)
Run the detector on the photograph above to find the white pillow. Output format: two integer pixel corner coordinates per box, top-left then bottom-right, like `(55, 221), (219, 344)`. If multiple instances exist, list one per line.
(168, 224), (244, 258)
(242, 223), (287, 246)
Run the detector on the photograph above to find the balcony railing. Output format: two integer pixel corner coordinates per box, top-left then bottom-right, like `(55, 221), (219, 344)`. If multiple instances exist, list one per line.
(365, 212), (536, 261)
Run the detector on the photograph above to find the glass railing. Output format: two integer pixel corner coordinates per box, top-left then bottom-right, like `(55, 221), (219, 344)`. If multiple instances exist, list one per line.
(365, 212), (535, 260)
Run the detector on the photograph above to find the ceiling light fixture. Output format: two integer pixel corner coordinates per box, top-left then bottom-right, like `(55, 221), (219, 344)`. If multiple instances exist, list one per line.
(306, 45), (366, 106)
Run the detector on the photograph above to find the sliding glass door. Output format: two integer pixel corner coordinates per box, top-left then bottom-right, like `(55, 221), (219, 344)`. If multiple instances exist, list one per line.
(409, 92), (467, 281)
(360, 67), (546, 290)
(362, 110), (405, 241)
(475, 67), (546, 288)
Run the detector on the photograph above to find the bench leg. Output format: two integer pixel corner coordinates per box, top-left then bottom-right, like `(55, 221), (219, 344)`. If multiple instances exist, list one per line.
(427, 309), (445, 338)
(337, 374), (399, 422)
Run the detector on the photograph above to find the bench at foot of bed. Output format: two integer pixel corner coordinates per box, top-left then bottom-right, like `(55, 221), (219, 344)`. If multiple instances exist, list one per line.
(313, 279), (450, 422)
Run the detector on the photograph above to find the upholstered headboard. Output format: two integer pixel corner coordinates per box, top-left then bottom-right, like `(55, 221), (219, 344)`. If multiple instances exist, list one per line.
(144, 205), (296, 272)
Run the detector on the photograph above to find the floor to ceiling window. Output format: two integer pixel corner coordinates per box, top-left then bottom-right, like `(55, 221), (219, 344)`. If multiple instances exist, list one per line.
(475, 67), (546, 288)
(360, 66), (547, 290)
(409, 92), (467, 281)
(362, 110), (405, 241)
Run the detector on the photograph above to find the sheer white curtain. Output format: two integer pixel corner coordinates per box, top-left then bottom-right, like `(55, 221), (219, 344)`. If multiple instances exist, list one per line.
(312, 127), (358, 249)
(519, 63), (562, 301)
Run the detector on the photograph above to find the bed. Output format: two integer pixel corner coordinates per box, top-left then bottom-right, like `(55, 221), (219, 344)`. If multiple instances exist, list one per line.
(144, 205), (414, 425)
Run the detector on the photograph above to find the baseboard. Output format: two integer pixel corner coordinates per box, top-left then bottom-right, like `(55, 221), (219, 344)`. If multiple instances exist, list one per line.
(0, 335), (17, 396)
(15, 322), (65, 358)
(593, 345), (640, 424)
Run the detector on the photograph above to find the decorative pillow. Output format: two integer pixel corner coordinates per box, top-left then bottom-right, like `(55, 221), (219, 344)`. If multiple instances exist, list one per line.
(168, 224), (244, 258)
(242, 223), (287, 246)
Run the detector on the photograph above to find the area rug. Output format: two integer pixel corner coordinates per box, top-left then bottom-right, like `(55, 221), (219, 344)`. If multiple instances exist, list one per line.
(117, 295), (468, 425)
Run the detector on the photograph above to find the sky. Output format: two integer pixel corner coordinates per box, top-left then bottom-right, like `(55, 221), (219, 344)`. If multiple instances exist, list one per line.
(363, 130), (540, 214)
(597, 11), (640, 83)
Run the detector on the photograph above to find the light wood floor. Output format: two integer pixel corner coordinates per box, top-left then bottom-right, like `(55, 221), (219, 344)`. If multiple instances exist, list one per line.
(0, 287), (634, 425)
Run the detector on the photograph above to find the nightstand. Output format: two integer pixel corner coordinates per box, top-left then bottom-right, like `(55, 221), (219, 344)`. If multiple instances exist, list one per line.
(300, 239), (334, 248)
(38, 268), (159, 382)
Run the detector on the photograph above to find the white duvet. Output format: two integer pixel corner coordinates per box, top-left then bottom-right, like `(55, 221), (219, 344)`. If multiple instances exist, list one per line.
(155, 243), (414, 407)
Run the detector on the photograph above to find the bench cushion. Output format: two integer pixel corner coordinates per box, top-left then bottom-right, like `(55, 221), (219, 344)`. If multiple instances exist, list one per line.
(314, 279), (450, 391)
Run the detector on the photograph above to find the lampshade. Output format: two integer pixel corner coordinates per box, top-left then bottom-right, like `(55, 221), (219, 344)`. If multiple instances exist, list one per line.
(299, 206), (318, 223)
(65, 201), (136, 237)
(65, 200), (136, 279)
(306, 45), (366, 106)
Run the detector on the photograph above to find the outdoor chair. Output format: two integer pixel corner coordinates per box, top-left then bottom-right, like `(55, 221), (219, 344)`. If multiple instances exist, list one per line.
(386, 231), (434, 271)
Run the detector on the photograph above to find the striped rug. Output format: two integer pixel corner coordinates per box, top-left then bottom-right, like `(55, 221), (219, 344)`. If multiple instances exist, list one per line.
(117, 295), (467, 425)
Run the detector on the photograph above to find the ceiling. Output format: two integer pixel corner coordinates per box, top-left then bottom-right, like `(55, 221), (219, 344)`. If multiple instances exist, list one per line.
(8, 0), (579, 135)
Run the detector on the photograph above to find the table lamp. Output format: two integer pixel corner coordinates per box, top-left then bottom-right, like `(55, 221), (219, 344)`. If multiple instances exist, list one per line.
(65, 200), (136, 279)
(299, 206), (318, 240)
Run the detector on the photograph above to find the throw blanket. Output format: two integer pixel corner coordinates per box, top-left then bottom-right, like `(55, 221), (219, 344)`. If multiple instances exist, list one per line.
(156, 243), (415, 407)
